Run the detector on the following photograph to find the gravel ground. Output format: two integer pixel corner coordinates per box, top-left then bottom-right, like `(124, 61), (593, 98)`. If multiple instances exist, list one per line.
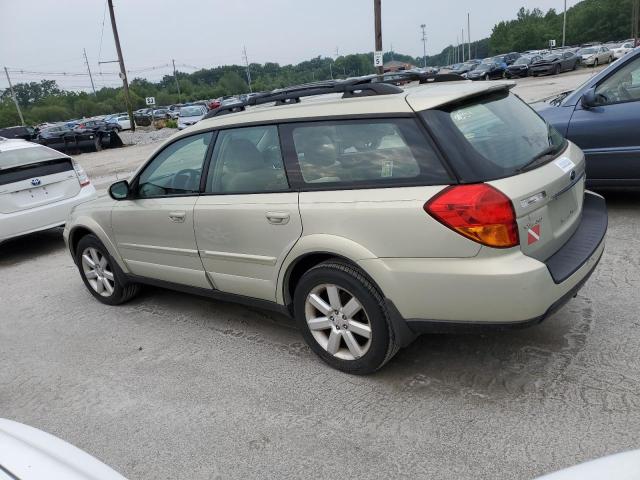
(2, 66), (637, 480)
(118, 127), (178, 146)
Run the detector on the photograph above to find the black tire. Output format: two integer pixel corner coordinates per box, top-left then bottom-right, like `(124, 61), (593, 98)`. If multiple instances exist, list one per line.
(75, 234), (140, 305)
(594, 58), (599, 68)
(293, 261), (399, 375)
(93, 134), (103, 152)
(554, 64), (561, 75)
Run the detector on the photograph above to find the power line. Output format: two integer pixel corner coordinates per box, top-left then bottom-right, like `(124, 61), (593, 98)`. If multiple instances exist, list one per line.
(97, 0), (108, 70)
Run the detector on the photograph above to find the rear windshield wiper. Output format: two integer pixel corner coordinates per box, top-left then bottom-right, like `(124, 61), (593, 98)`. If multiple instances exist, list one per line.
(516, 145), (560, 173)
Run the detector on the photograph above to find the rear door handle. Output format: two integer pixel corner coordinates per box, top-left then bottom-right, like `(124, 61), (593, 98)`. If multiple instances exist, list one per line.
(266, 212), (290, 225)
(169, 211), (186, 223)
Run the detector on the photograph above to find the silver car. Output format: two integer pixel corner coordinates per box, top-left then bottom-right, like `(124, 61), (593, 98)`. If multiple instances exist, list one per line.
(578, 46), (613, 66)
(177, 105), (207, 130)
(64, 77), (607, 374)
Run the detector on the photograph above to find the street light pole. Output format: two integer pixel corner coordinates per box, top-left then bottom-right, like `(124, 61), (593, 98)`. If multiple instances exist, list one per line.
(3, 66), (25, 125)
(420, 24), (427, 68)
(562, 0), (567, 47)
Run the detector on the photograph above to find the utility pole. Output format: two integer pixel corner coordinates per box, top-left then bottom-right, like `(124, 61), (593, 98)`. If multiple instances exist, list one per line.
(562, 0), (567, 47)
(83, 48), (97, 95)
(631, 0), (640, 46)
(172, 59), (182, 103)
(461, 28), (465, 62)
(107, 0), (135, 132)
(420, 24), (427, 68)
(390, 43), (394, 62)
(242, 46), (253, 93)
(374, 0), (383, 74)
(467, 13), (471, 60)
(3, 67), (25, 125)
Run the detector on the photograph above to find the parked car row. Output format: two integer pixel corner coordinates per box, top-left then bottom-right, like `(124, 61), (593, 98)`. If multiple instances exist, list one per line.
(446, 40), (637, 81)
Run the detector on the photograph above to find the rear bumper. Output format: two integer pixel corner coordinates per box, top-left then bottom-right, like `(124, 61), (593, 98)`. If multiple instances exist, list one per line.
(0, 185), (97, 242)
(359, 192), (607, 336)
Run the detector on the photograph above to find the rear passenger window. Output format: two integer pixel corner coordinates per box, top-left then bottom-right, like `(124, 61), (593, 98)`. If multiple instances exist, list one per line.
(287, 119), (450, 187)
(205, 125), (289, 193)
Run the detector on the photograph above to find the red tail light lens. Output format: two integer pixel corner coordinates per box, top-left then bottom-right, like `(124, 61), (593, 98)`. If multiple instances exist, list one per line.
(424, 184), (519, 248)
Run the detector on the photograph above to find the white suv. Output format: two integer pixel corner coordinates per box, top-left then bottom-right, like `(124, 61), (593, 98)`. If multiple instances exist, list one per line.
(64, 75), (607, 374)
(1, 139), (96, 243)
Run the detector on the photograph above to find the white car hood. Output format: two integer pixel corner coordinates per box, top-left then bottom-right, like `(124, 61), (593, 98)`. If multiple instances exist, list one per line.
(178, 114), (204, 124)
(0, 419), (127, 480)
(535, 450), (640, 479)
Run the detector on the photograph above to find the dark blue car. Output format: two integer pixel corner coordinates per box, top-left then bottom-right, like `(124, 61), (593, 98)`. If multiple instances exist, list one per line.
(536, 47), (640, 186)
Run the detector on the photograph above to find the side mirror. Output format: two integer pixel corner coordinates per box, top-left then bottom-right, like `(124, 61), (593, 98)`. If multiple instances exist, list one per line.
(109, 180), (130, 200)
(581, 88), (598, 109)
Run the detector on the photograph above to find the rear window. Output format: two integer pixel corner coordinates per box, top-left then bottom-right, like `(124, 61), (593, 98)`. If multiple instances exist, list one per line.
(0, 145), (65, 170)
(283, 118), (451, 188)
(421, 92), (565, 182)
(0, 158), (73, 186)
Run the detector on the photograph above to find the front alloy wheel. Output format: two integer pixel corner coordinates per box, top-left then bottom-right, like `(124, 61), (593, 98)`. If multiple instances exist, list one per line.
(76, 234), (140, 305)
(81, 247), (115, 297)
(305, 284), (372, 360)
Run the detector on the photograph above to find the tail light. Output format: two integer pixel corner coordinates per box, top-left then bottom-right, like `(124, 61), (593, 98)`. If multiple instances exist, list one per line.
(424, 184), (519, 248)
(72, 160), (91, 187)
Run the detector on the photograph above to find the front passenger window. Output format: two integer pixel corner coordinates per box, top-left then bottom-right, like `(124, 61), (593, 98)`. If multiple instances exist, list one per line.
(137, 131), (212, 198)
(595, 55), (640, 105)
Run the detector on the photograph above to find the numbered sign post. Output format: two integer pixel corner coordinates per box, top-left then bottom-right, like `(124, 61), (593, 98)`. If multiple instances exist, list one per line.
(373, 51), (383, 68)
(145, 97), (156, 123)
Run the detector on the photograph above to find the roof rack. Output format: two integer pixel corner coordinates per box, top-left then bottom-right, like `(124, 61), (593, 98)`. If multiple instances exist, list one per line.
(203, 72), (464, 119)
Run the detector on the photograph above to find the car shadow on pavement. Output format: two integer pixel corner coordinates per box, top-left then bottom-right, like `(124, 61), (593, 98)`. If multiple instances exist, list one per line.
(377, 294), (597, 400)
(0, 228), (66, 267)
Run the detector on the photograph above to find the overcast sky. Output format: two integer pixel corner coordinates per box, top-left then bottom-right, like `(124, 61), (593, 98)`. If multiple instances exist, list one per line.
(0, 0), (581, 91)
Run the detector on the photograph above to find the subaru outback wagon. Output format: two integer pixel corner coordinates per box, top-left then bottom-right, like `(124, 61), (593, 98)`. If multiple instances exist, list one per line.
(64, 75), (607, 374)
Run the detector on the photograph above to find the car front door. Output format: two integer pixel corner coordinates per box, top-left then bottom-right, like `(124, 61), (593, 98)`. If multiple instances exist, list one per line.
(567, 54), (640, 183)
(111, 131), (214, 287)
(194, 125), (302, 302)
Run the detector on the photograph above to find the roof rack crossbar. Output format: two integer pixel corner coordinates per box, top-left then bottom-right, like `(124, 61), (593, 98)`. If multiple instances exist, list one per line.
(203, 72), (464, 119)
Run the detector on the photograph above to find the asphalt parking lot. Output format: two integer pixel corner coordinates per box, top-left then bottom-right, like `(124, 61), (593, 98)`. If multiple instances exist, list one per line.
(2, 67), (639, 480)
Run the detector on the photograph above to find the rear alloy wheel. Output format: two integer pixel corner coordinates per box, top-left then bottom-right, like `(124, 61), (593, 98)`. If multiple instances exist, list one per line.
(76, 234), (140, 305)
(594, 58), (599, 68)
(554, 64), (561, 75)
(294, 261), (399, 374)
(93, 134), (103, 152)
(305, 284), (373, 361)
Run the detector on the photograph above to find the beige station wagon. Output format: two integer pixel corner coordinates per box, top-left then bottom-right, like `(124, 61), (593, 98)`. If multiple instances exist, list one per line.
(64, 74), (607, 374)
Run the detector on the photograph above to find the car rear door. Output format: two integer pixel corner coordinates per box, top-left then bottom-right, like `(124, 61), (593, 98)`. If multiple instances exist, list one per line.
(111, 131), (213, 287)
(194, 125), (301, 302)
(0, 144), (81, 215)
(567, 53), (640, 183)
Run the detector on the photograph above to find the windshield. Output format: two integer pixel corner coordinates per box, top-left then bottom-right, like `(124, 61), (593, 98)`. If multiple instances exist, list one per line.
(458, 62), (475, 69)
(179, 106), (204, 117)
(514, 57), (532, 65)
(474, 64), (491, 72)
(421, 92), (566, 182)
(578, 47), (597, 55)
(543, 54), (559, 61)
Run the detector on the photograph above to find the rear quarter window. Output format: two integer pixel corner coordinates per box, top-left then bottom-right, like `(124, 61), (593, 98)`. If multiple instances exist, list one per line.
(421, 92), (565, 182)
(281, 118), (451, 189)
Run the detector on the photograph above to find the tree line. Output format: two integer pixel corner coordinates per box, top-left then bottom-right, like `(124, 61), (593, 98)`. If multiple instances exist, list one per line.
(0, 0), (634, 128)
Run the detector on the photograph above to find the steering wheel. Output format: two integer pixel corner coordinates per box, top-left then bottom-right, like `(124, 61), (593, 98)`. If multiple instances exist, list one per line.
(172, 168), (201, 192)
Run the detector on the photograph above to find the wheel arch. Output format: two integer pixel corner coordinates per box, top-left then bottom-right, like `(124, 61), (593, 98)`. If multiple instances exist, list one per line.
(278, 234), (382, 312)
(67, 218), (128, 272)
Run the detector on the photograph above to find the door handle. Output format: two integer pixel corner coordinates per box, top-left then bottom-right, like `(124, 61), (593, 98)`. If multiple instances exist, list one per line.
(168, 211), (186, 223)
(266, 212), (290, 225)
